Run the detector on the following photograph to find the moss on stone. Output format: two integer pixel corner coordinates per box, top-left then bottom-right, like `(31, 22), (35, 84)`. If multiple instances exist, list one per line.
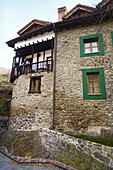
(59, 153), (63, 160)
(79, 163), (89, 170)
(24, 152), (33, 157)
(93, 158), (106, 167)
(76, 157), (80, 166)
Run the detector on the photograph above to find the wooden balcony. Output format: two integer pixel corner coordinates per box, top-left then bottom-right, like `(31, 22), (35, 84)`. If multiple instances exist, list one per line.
(10, 59), (53, 82)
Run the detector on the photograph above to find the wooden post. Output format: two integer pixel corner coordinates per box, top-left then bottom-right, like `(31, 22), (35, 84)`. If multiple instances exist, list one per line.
(43, 51), (45, 70)
(31, 45), (34, 73)
(51, 39), (54, 71)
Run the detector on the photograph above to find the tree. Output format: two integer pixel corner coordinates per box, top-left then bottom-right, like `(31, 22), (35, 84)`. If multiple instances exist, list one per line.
(90, 0), (101, 7)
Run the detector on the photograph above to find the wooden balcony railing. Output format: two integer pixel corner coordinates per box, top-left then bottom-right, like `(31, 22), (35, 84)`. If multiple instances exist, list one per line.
(10, 60), (53, 82)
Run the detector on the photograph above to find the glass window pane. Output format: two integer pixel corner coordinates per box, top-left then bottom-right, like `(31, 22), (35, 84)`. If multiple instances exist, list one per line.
(38, 79), (40, 92)
(88, 74), (98, 80)
(89, 81), (93, 87)
(85, 43), (90, 48)
(33, 79), (36, 91)
(94, 81), (99, 86)
(89, 87), (93, 93)
(36, 80), (39, 92)
(94, 87), (99, 93)
(88, 75), (93, 80)
(92, 42), (98, 47)
(85, 48), (91, 53)
(30, 78), (41, 93)
(87, 73), (101, 94)
(92, 47), (98, 52)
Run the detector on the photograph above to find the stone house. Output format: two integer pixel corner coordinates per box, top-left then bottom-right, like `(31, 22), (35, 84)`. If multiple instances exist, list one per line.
(6, 0), (113, 137)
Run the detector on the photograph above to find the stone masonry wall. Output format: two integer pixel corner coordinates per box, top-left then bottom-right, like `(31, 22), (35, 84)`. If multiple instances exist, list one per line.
(9, 71), (53, 130)
(0, 85), (12, 133)
(41, 128), (113, 170)
(55, 20), (113, 136)
(0, 116), (9, 133)
(0, 85), (12, 116)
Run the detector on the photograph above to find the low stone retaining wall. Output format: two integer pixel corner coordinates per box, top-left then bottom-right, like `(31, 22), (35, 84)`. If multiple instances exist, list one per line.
(0, 146), (75, 170)
(0, 128), (113, 169)
(41, 128), (113, 170)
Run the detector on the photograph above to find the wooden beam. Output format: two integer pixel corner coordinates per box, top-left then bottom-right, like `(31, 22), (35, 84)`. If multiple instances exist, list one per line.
(43, 51), (45, 61)
(37, 52), (39, 69)
(32, 45), (34, 63)
(51, 39), (54, 71)
(51, 39), (54, 58)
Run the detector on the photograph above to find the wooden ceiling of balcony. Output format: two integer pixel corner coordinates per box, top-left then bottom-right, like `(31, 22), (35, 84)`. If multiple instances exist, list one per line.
(15, 39), (54, 57)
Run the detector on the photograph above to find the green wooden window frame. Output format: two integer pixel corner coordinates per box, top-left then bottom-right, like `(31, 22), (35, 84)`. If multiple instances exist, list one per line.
(111, 31), (113, 46)
(80, 33), (105, 57)
(82, 68), (107, 100)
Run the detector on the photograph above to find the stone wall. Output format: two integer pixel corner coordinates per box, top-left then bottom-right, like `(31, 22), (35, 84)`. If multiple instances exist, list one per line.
(0, 116), (9, 133)
(41, 128), (113, 170)
(9, 20), (113, 136)
(0, 85), (12, 133)
(55, 20), (113, 136)
(1, 128), (113, 169)
(0, 85), (12, 116)
(9, 72), (53, 130)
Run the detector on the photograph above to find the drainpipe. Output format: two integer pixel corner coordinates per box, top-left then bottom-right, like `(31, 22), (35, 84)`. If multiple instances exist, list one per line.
(52, 23), (57, 129)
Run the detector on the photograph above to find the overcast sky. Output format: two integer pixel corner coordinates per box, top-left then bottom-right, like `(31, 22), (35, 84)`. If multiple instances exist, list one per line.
(0, 0), (101, 69)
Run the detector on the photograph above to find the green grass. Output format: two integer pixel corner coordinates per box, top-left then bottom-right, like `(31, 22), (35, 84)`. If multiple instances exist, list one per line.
(0, 75), (11, 85)
(67, 134), (113, 147)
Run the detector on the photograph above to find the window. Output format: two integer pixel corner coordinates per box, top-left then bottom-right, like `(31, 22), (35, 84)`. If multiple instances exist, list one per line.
(87, 73), (101, 95)
(84, 38), (99, 54)
(82, 68), (107, 100)
(80, 33), (104, 57)
(111, 31), (113, 46)
(29, 76), (41, 93)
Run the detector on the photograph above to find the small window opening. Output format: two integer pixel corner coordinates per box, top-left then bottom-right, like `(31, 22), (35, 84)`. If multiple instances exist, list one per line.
(84, 38), (99, 54)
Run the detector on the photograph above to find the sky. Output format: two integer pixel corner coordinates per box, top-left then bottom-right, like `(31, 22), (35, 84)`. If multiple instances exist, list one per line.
(0, 0), (101, 69)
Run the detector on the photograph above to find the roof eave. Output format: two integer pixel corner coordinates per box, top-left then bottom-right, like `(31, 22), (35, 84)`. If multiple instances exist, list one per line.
(6, 23), (53, 48)
(17, 19), (51, 35)
(55, 8), (113, 32)
(63, 4), (95, 20)
(96, 0), (110, 8)
(6, 8), (113, 48)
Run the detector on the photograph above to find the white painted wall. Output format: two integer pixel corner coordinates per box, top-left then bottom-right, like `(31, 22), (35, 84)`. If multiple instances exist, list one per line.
(45, 50), (51, 60)
(32, 53), (37, 71)
(15, 31), (55, 49)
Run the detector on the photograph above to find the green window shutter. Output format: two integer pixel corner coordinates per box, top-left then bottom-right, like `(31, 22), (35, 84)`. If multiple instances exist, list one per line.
(82, 68), (107, 100)
(79, 33), (105, 57)
(80, 36), (84, 57)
